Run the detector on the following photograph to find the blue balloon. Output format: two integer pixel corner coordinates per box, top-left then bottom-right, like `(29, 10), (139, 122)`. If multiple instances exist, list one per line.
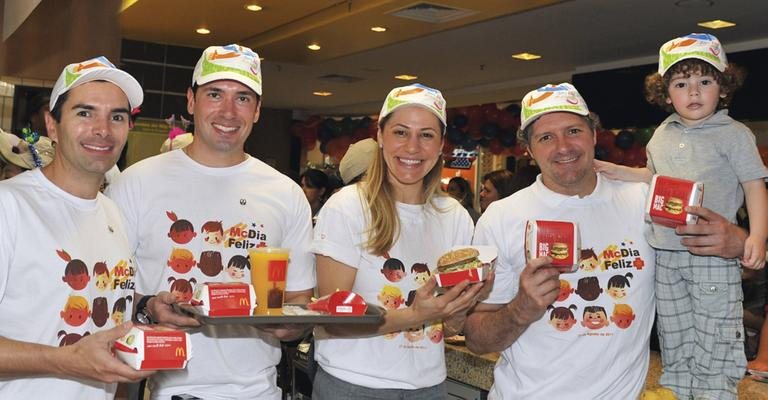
(595, 145), (609, 161)
(481, 123), (501, 139)
(447, 125), (464, 145)
(453, 114), (469, 129)
(614, 130), (635, 150)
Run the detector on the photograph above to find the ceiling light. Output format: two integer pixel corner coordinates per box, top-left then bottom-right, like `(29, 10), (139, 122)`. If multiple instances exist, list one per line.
(196, 28), (211, 35)
(307, 43), (321, 51)
(395, 74), (418, 80)
(313, 91), (332, 96)
(245, 4), (262, 12)
(512, 52), (541, 61)
(697, 19), (736, 29)
(371, 26), (387, 32)
(674, 0), (713, 7)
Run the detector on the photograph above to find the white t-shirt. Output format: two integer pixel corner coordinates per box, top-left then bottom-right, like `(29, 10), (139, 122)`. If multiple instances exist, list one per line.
(107, 150), (316, 400)
(0, 169), (137, 399)
(311, 185), (474, 389)
(473, 174), (655, 400)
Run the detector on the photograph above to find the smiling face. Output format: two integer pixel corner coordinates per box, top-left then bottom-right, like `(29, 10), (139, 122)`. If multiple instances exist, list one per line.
(666, 70), (722, 127)
(377, 106), (443, 202)
(527, 112), (597, 197)
(45, 81), (131, 186)
(186, 79), (260, 166)
(582, 310), (609, 330)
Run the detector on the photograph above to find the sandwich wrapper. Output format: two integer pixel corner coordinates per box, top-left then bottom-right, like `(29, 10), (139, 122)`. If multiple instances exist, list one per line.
(434, 245), (497, 287)
(114, 325), (191, 370)
(646, 175), (703, 228)
(525, 220), (580, 273)
(307, 290), (367, 315)
(189, 282), (257, 316)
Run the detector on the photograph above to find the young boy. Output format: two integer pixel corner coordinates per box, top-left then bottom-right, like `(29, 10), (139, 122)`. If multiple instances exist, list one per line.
(595, 33), (768, 399)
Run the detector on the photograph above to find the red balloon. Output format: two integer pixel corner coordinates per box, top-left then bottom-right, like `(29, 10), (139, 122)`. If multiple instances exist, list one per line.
(489, 138), (503, 154)
(596, 130), (615, 149)
(352, 128), (368, 141)
(497, 111), (516, 130)
(465, 105), (483, 125)
(608, 147), (625, 164)
(511, 145), (527, 158)
(623, 147), (642, 167)
(481, 103), (500, 123)
(301, 127), (317, 143)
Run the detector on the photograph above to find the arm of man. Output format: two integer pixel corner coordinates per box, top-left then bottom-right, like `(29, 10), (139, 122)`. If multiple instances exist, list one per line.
(317, 255), (484, 337)
(465, 257), (560, 355)
(0, 323), (153, 382)
(677, 205), (747, 259)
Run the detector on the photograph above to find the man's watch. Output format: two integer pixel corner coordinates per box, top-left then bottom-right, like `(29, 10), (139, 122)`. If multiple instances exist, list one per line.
(135, 295), (156, 324)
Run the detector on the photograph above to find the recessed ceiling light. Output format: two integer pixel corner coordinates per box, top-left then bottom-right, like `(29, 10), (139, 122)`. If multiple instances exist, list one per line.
(307, 43), (321, 51)
(697, 19), (736, 29)
(395, 74), (418, 80)
(512, 52), (541, 61)
(313, 91), (332, 97)
(675, 0), (713, 7)
(245, 4), (262, 12)
(196, 28), (211, 35)
(371, 26), (387, 32)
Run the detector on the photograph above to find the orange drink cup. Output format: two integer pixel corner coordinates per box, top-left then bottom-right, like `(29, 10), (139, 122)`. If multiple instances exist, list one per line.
(249, 248), (289, 315)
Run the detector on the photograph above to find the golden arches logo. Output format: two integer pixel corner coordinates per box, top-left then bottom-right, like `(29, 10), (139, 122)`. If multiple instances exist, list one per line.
(175, 347), (186, 357)
(239, 298), (249, 306)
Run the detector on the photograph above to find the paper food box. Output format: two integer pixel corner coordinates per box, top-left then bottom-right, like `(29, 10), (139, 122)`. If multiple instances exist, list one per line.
(307, 290), (368, 316)
(114, 325), (191, 370)
(434, 245), (497, 287)
(646, 175), (703, 228)
(189, 282), (257, 316)
(525, 220), (580, 273)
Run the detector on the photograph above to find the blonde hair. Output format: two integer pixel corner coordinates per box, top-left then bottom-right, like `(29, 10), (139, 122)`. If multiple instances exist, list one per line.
(361, 113), (445, 256)
(170, 248), (194, 261)
(380, 284), (403, 298)
(64, 295), (89, 311)
(612, 303), (634, 316)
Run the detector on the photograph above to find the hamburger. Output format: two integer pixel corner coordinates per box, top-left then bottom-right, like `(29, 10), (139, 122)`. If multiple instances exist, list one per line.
(550, 242), (569, 260)
(437, 247), (482, 273)
(664, 197), (684, 215)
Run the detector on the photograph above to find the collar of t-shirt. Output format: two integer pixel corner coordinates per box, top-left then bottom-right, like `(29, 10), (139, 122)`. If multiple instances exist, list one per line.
(531, 173), (611, 208)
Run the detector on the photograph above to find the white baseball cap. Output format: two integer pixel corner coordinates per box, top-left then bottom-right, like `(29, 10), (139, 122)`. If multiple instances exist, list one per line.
(520, 83), (589, 131)
(658, 33), (727, 76)
(50, 56), (143, 110)
(192, 44), (262, 95)
(379, 83), (447, 126)
(339, 138), (378, 184)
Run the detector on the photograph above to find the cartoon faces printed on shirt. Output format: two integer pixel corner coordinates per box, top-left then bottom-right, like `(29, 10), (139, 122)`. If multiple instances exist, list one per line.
(611, 303), (635, 329)
(606, 273), (633, 301)
(111, 295), (133, 325)
(227, 255), (250, 280)
(575, 276), (603, 301)
(381, 258), (406, 283)
(167, 211), (196, 244)
(547, 304), (578, 332)
(93, 261), (110, 291)
(168, 248), (196, 274)
(169, 276), (197, 302)
(582, 306), (610, 330)
(60, 295), (91, 327)
(579, 248), (599, 272)
(58, 330), (90, 347)
(202, 221), (225, 246)
(58, 250), (90, 290)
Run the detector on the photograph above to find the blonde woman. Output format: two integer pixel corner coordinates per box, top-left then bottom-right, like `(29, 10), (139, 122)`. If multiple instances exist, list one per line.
(311, 84), (489, 399)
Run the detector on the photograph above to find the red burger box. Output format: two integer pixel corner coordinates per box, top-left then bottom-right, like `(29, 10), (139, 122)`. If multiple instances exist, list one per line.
(645, 175), (703, 228)
(524, 220), (581, 273)
(434, 245), (497, 287)
(307, 290), (368, 316)
(114, 325), (191, 370)
(189, 282), (257, 316)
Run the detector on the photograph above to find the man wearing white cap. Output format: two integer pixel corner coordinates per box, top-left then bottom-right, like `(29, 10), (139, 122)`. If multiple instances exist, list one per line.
(464, 83), (748, 399)
(0, 56), (151, 398)
(107, 44), (315, 399)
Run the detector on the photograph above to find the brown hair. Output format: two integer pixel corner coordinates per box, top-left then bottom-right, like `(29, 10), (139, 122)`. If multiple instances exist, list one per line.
(644, 59), (746, 113)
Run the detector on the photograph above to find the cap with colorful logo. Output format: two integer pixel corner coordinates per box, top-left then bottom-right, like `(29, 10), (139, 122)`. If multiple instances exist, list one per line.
(193, 44), (262, 95)
(658, 33), (727, 76)
(520, 83), (589, 131)
(50, 56), (143, 110)
(379, 83), (446, 126)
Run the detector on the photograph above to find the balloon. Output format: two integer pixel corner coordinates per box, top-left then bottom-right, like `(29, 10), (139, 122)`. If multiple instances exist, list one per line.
(318, 124), (334, 142)
(637, 127), (654, 146)
(510, 145), (527, 158)
(447, 125), (464, 145)
(622, 147), (642, 167)
(452, 114), (469, 129)
(481, 123), (501, 139)
(462, 136), (478, 151)
(465, 105), (482, 125)
(505, 103), (521, 115)
(497, 111), (516, 129)
(500, 130), (517, 147)
(442, 141), (455, 157)
(489, 138), (503, 154)
(594, 145), (609, 161)
(614, 130), (635, 150)
(358, 116), (372, 129)
(596, 130), (615, 149)
(301, 127), (317, 143)
(608, 147), (625, 164)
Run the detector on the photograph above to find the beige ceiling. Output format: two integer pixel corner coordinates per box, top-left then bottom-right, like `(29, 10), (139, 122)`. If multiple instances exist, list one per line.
(119, 0), (768, 115)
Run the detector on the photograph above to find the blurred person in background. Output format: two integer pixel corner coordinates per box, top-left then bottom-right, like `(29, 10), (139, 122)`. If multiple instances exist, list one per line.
(478, 169), (514, 213)
(300, 168), (329, 220)
(446, 176), (480, 223)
